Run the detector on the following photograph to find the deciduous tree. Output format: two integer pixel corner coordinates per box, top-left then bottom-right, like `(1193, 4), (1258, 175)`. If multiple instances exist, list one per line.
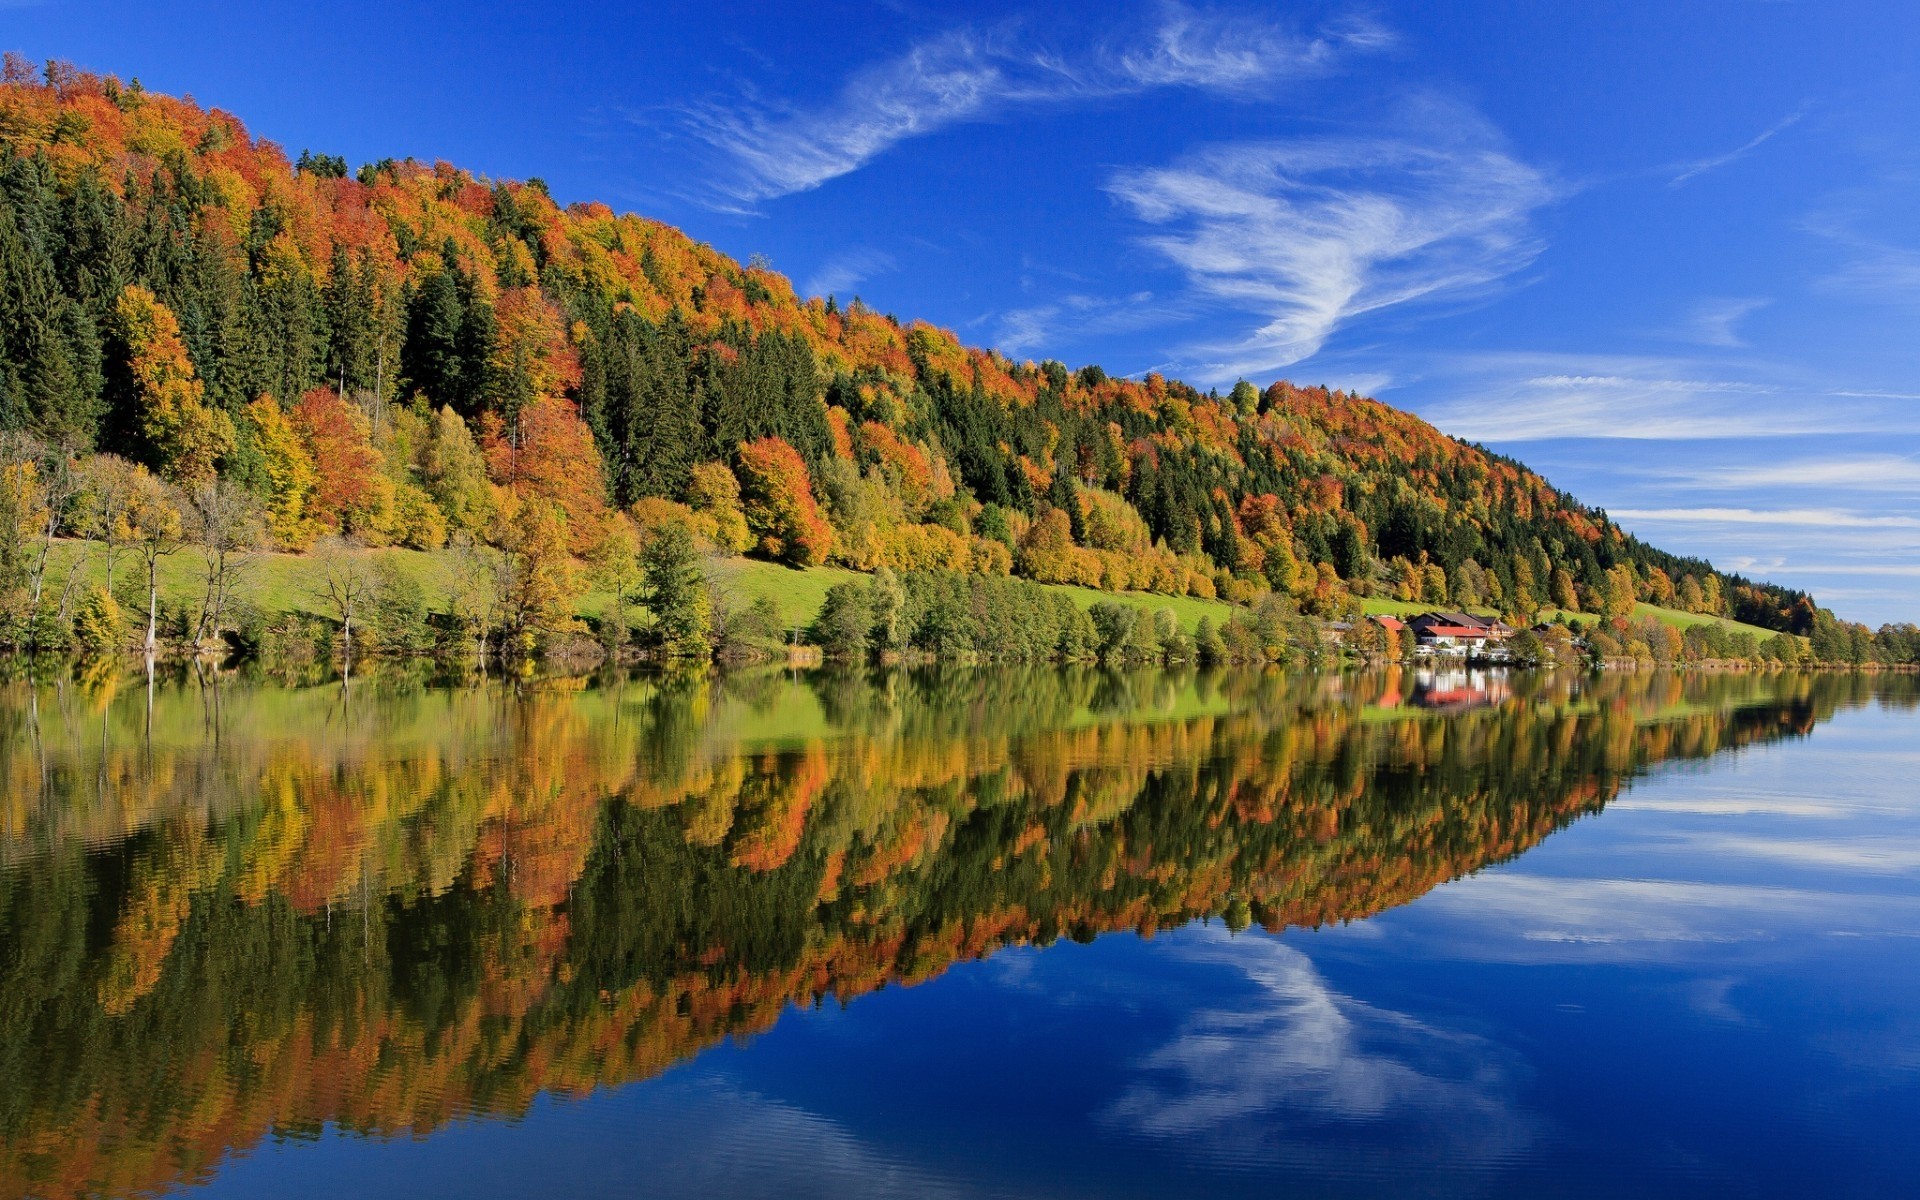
(736, 437), (832, 566)
(114, 286), (233, 483)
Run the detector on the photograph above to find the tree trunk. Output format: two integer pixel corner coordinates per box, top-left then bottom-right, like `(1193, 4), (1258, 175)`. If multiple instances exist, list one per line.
(146, 560), (159, 653)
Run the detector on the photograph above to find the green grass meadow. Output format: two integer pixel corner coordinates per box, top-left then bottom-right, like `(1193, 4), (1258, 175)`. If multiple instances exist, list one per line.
(39, 538), (1791, 646)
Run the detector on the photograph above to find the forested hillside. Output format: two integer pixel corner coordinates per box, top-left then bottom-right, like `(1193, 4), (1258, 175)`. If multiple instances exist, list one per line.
(0, 58), (1818, 643)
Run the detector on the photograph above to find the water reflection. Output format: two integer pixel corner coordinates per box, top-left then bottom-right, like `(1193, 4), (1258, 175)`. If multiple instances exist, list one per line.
(0, 667), (1908, 1199)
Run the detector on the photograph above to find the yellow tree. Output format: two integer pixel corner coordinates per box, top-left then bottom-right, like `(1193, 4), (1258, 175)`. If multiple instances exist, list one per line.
(0, 455), (45, 633)
(1701, 573), (1724, 616)
(687, 461), (751, 553)
(1550, 567), (1578, 612)
(115, 286), (234, 483)
(1510, 558), (1539, 623)
(1602, 564), (1638, 621)
(422, 405), (494, 536)
(246, 396), (320, 549)
(495, 495), (583, 648)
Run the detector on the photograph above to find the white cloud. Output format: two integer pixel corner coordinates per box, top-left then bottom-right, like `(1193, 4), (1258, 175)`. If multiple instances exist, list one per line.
(684, 5), (1380, 207)
(1676, 296), (1769, 347)
(992, 291), (1164, 358)
(801, 248), (896, 299)
(1653, 456), (1920, 493)
(1608, 507), (1920, 530)
(1107, 100), (1557, 378)
(1748, 562), (1920, 578)
(1806, 207), (1920, 308)
(1424, 369), (1802, 442)
(1668, 106), (1807, 186)
(1412, 354), (1920, 442)
(1819, 247), (1920, 305)
(1114, 7), (1388, 89)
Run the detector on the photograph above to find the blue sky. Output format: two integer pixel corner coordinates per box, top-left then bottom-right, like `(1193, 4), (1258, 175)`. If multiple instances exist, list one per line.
(7, 1), (1918, 623)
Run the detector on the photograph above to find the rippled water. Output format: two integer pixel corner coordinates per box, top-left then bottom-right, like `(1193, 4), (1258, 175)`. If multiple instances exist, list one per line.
(1, 666), (1915, 1198)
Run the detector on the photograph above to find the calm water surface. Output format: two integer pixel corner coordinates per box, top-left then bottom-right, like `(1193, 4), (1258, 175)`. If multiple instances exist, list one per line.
(1, 666), (1915, 1198)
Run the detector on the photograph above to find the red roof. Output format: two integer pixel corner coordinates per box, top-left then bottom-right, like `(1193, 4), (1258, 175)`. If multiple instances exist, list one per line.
(1419, 625), (1489, 638)
(1371, 616), (1405, 630)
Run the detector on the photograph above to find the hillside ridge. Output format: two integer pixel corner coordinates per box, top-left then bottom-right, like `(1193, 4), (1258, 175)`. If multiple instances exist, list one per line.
(0, 58), (1817, 636)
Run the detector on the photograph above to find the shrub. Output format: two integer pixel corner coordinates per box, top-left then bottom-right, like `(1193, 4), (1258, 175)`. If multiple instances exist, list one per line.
(72, 587), (125, 654)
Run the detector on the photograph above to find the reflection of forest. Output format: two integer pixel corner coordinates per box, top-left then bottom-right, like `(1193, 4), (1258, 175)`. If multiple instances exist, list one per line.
(0, 667), (1906, 1199)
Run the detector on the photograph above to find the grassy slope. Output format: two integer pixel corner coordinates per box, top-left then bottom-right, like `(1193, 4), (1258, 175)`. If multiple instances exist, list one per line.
(44, 539), (457, 621)
(706, 556), (1241, 634)
(1357, 594), (1784, 641)
(45, 539), (1786, 644)
(46, 540), (1240, 635)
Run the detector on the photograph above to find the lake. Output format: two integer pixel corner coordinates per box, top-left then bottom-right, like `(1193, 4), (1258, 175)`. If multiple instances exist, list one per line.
(1, 666), (1916, 1199)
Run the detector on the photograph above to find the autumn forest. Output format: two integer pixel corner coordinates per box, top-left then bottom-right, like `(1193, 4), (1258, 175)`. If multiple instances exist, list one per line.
(0, 58), (1876, 667)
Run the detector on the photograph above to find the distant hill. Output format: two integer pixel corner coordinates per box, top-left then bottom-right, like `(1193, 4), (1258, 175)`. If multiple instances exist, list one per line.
(0, 58), (1816, 633)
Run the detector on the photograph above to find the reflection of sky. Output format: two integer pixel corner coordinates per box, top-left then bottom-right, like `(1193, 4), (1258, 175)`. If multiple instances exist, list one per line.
(197, 704), (1920, 1199)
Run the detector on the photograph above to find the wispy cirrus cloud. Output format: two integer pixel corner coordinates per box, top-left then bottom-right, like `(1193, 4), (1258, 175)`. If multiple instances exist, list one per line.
(1805, 203), (1920, 308)
(1103, 932), (1536, 1171)
(1818, 244), (1920, 306)
(1412, 353), (1920, 442)
(992, 290), (1164, 358)
(1649, 455), (1920, 493)
(1733, 562), (1920, 579)
(1668, 105), (1808, 186)
(1107, 99), (1558, 379)
(800, 247), (896, 299)
(1608, 507), (1920, 530)
(682, 5), (1383, 209)
(1423, 368), (1790, 442)
(1674, 296), (1769, 347)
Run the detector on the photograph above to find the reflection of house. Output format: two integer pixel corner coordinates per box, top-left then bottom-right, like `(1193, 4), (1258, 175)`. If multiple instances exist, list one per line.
(1407, 612), (1514, 658)
(1410, 667), (1512, 710)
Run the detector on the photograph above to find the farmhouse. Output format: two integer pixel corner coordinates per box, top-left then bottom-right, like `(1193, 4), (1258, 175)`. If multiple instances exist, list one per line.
(1407, 613), (1515, 657)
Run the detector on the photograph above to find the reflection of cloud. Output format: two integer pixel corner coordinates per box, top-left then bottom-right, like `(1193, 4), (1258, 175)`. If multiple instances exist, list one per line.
(1687, 977), (1755, 1025)
(598, 1075), (981, 1199)
(1410, 875), (1920, 964)
(1680, 834), (1920, 873)
(1103, 932), (1535, 1171)
(1611, 795), (1874, 818)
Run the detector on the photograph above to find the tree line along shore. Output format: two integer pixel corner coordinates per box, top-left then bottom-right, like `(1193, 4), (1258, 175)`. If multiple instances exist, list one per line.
(4, 513), (1911, 672)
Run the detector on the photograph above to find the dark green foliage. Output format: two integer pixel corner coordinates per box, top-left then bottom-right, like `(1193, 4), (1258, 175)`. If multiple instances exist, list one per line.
(640, 523), (710, 657)
(370, 559), (432, 655)
(813, 582), (872, 658)
(401, 258), (493, 414)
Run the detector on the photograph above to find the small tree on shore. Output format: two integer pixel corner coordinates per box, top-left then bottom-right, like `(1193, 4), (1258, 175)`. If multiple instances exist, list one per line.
(124, 468), (184, 653)
(185, 477), (264, 647)
(640, 522), (710, 658)
(312, 538), (375, 661)
(591, 514), (645, 651)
